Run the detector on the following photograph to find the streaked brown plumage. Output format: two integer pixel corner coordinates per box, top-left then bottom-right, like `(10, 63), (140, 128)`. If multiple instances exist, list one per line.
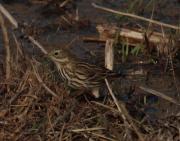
(48, 48), (122, 97)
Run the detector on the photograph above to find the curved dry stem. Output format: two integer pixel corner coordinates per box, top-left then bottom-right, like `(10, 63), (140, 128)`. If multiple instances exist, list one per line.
(31, 59), (59, 97)
(0, 12), (10, 80)
(92, 3), (180, 30)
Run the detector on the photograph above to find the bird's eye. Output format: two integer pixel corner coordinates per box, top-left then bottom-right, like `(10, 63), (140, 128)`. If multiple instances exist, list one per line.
(54, 52), (59, 56)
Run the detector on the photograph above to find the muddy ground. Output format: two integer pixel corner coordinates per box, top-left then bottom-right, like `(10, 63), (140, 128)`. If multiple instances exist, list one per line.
(0, 0), (180, 141)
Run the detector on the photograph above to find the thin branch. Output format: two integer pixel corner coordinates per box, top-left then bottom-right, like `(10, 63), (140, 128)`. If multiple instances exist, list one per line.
(28, 36), (48, 54)
(169, 52), (180, 96)
(60, 0), (71, 7)
(0, 12), (10, 80)
(71, 127), (105, 133)
(105, 79), (127, 122)
(65, 36), (79, 48)
(12, 33), (23, 56)
(91, 101), (119, 113)
(139, 86), (180, 105)
(105, 78), (145, 141)
(0, 4), (18, 28)
(92, 3), (180, 30)
(47, 110), (55, 137)
(31, 60), (59, 97)
(90, 132), (117, 141)
(59, 123), (65, 141)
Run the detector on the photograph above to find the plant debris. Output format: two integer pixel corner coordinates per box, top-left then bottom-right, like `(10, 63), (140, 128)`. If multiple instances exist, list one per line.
(0, 0), (180, 141)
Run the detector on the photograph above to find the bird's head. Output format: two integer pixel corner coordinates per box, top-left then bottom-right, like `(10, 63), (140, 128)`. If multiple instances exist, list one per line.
(48, 48), (70, 64)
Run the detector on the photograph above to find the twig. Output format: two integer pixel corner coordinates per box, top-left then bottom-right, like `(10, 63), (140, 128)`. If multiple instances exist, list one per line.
(60, 0), (71, 7)
(0, 4), (18, 28)
(147, 3), (155, 31)
(105, 79), (127, 122)
(169, 53), (180, 96)
(47, 100), (77, 133)
(92, 3), (180, 30)
(29, 33), (78, 55)
(28, 36), (48, 54)
(9, 70), (30, 104)
(0, 12), (10, 80)
(139, 86), (180, 105)
(65, 36), (79, 48)
(75, 8), (79, 21)
(71, 127), (105, 133)
(31, 60), (58, 97)
(105, 78), (145, 141)
(61, 15), (73, 26)
(47, 110), (55, 137)
(59, 123), (65, 141)
(30, 0), (48, 4)
(91, 101), (119, 113)
(12, 33), (23, 56)
(90, 132), (117, 141)
(82, 36), (106, 43)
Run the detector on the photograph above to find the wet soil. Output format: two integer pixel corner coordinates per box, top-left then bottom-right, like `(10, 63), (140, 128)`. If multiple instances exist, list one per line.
(1, 0), (180, 124)
(0, 0), (180, 140)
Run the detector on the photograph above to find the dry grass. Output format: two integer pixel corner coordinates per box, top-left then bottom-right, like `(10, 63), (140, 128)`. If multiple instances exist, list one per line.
(0, 44), (179, 140)
(0, 0), (180, 141)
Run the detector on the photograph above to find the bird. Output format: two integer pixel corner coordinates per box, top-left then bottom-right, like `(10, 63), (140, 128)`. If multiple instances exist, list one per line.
(48, 48), (123, 98)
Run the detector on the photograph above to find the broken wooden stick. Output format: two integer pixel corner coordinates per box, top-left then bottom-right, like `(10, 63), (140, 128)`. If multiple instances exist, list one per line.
(96, 24), (171, 45)
(105, 39), (114, 70)
(92, 24), (179, 56)
(83, 25), (179, 48)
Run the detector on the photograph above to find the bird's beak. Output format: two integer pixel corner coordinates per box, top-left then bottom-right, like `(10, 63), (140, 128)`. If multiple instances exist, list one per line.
(47, 51), (54, 57)
(44, 52), (50, 58)
(47, 53), (57, 61)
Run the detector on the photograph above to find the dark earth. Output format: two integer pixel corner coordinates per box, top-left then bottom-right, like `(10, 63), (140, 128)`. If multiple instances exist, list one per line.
(0, 0), (180, 141)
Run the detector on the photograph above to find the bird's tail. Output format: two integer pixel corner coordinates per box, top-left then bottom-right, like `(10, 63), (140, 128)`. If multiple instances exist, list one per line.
(107, 69), (126, 79)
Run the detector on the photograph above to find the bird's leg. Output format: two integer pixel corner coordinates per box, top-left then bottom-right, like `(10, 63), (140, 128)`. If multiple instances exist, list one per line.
(91, 87), (100, 98)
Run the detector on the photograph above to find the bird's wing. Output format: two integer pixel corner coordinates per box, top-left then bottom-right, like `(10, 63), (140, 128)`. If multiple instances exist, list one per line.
(74, 62), (113, 81)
